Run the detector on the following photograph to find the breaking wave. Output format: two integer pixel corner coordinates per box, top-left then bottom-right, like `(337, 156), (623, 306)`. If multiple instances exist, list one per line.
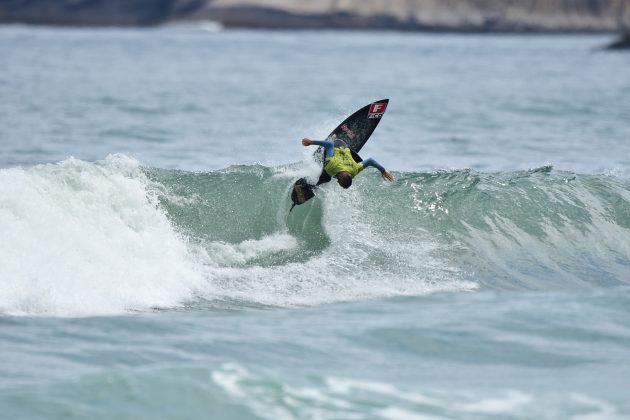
(1, 155), (629, 315)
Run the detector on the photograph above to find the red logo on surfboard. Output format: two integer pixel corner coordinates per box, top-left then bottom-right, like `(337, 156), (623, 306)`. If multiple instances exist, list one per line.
(368, 102), (387, 119)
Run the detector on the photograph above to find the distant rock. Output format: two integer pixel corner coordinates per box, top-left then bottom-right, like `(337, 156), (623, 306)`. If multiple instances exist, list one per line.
(0, 0), (204, 26)
(607, 32), (630, 49)
(1, 0), (629, 32)
(196, 0), (630, 32)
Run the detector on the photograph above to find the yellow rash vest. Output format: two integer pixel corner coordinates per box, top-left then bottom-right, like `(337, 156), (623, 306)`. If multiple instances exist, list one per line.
(324, 147), (364, 178)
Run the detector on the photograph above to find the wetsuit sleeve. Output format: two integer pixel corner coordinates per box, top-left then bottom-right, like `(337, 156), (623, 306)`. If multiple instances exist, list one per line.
(309, 140), (335, 158)
(361, 158), (386, 173)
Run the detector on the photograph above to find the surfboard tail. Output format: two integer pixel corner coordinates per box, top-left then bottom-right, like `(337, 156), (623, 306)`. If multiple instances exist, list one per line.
(290, 178), (316, 207)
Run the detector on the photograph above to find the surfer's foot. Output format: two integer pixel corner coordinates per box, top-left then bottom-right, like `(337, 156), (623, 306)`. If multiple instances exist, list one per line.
(295, 185), (306, 203)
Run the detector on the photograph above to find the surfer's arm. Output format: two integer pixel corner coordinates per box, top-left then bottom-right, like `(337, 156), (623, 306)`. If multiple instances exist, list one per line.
(361, 158), (395, 181)
(361, 158), (385, 173)
(302, 138), (335, 158)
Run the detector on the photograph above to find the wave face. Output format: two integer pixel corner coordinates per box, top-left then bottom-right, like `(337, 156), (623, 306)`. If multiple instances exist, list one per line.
(1, 155), (629, 315)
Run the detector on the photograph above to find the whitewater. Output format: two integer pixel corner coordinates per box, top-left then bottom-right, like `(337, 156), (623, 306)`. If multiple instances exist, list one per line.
(2, 155), (629, 317)
(1, 26), (630, 419)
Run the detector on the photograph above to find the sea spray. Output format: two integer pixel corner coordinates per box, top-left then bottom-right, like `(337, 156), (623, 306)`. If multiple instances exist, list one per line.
(0, 155), (205, 316)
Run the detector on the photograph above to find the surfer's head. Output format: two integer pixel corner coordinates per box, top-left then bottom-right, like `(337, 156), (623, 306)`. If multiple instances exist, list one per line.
(336, 172), (352, 189)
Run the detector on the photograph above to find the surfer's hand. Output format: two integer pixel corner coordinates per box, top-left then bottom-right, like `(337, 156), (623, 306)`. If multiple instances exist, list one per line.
(382, 170), (395, 182)
(302, 138), (312, 146)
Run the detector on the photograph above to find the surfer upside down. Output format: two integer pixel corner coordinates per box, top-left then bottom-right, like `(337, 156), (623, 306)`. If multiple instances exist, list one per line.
(302, 138), (395, 189)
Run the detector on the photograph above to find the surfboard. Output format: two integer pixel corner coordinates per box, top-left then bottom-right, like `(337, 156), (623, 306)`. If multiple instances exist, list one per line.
(290, 99), (389, 208)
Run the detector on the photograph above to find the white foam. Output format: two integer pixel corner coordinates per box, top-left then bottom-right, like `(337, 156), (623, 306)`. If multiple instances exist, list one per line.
(326, 377), (439, 406)
(211, 364), (626, 420)
(206, 233), (298, 266)
(0, 155), (205, 316)
(377, 407), (442, 420)
(211, 363), (294, 420)
(0, 155), (477, 315)
(200, 175), (476, 307)
(459, 390), (533, 414)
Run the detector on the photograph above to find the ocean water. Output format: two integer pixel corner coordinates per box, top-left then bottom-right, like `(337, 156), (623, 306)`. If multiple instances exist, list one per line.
(1, 25), (630, 419)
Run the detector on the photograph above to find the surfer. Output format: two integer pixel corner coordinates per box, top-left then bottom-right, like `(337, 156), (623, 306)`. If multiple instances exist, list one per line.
(302, 138), (395, 188)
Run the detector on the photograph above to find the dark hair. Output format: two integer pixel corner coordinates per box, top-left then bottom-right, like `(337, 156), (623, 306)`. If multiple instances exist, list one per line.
(336, 172), (352, 189)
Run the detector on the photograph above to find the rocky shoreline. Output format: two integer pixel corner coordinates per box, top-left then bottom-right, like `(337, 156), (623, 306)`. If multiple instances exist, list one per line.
(0, 0), (628, 33)
(607, 32), (630, 48)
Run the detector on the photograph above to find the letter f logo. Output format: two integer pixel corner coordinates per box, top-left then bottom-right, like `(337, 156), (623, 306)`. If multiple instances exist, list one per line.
(368, 102), (387, 118)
